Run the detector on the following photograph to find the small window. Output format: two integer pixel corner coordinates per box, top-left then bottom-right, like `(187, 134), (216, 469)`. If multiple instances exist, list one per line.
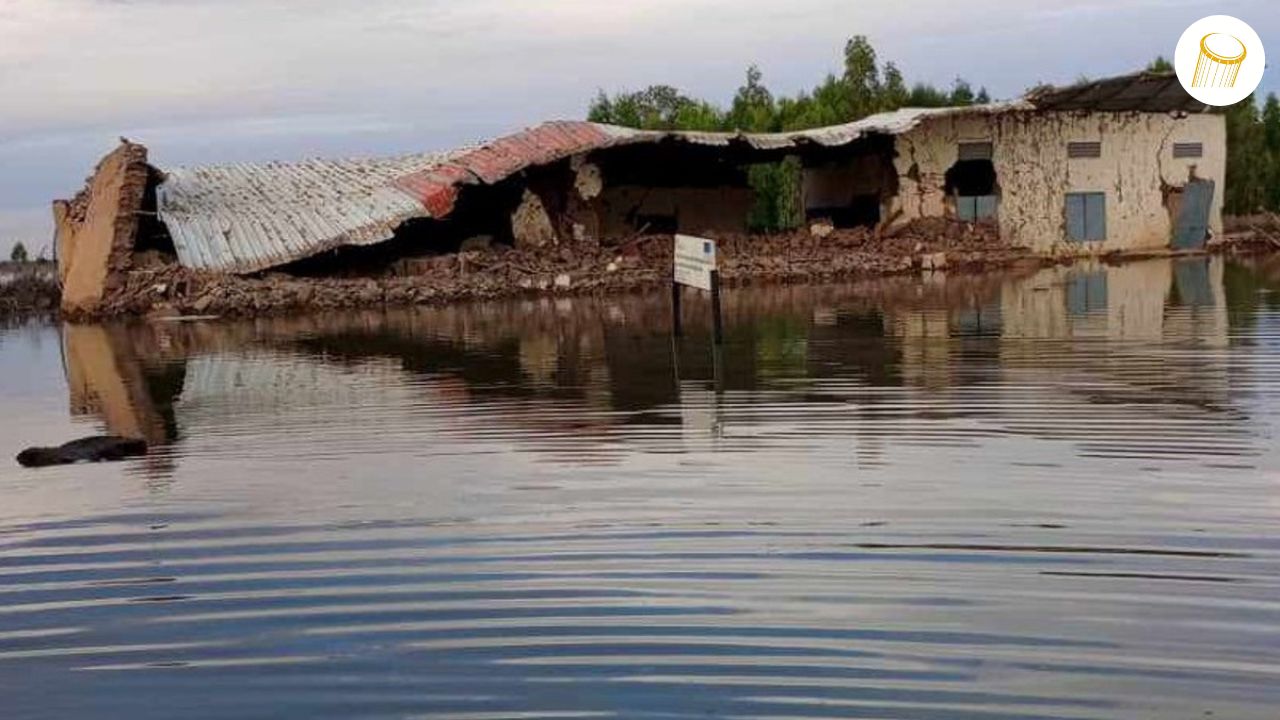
(1173, 142), (1203, 158)
(957, 142), (993, 161)
(1067, 141), (1102, 159)
(1065, 192), (1106, 242)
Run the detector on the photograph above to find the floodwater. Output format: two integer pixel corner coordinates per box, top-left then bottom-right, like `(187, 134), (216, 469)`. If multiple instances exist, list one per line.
(2, 255), (1279, 720)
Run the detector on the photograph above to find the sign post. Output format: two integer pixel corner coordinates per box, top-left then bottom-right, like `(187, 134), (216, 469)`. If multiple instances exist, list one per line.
(672, 234), (723, 345)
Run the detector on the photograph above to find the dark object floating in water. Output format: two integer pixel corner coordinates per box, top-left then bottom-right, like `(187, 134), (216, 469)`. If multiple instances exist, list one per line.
(16, 436), (148, 468)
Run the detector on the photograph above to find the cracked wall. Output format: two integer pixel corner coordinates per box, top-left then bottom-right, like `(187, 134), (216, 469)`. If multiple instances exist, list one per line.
(891, 111), (1226, 254)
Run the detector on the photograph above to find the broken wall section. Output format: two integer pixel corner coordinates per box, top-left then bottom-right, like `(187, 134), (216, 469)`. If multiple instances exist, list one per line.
(588, 143), (756, 238)
(800, 136), (898, 229)
(53, 141), (154, 315)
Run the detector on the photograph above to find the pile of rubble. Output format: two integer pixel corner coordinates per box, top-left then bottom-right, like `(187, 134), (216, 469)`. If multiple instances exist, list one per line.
(82, 219), (1027, 319)
(1220, 214), (1280, 253)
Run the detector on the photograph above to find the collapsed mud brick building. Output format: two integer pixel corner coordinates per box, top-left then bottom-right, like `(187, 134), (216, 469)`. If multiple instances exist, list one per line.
(54, 72), (1223, 315)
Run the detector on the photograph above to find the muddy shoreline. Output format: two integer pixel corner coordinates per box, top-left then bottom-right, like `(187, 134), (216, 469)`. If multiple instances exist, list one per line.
(72, 221), (1036, 320)
(14, 219), (1279, 323)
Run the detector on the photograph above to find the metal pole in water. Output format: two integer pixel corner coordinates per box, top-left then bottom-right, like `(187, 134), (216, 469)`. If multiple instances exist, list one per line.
(710, 270), (724, 346)
(671, 280), (683, 338)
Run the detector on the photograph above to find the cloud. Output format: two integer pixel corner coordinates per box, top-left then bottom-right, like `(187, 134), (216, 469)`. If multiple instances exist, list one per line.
(0, 0), (1275, 246)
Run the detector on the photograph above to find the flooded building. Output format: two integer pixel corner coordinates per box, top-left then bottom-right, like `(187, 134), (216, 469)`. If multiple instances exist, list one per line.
(54, 72), (1223, 315)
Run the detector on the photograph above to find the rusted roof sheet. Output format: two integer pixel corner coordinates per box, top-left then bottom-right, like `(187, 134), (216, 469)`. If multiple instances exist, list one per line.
(392, 121), (623, 211)
(1025, 72), (1208, 113)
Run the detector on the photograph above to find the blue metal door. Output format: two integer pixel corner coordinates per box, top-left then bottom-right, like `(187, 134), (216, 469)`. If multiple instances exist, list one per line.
(1173, 179), (1214, 250)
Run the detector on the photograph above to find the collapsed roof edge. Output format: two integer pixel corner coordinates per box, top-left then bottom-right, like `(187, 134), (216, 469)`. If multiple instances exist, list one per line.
(139, 72), (1203, 275)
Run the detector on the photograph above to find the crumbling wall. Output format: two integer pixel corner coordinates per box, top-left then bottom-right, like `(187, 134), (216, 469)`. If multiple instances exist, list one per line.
(803, 155), (888, 208)
(53, 141), (152, 315)
(892, 112), (1226, 255)
(596, 186), (754, 237)
(511, 189), (557, 249)
(567, 156), (604, 243)
(800, 139), (898, 228)
(588, 143), (754, 239)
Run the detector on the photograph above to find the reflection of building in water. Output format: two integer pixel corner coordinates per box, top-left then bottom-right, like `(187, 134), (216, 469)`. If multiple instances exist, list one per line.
(60, 258), (1260, 476)
(63, 324), (185, 480)
(992, 257), (1237, 451)
(876, 272), (1006, 389)
(998, 257), (1227, 344)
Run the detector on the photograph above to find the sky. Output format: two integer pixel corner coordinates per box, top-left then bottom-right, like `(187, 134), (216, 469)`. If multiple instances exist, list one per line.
(0, 0), (1275, 256)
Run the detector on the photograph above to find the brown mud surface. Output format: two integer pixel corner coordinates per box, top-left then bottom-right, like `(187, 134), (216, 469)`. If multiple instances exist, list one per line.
(81, 220), (1036, 319)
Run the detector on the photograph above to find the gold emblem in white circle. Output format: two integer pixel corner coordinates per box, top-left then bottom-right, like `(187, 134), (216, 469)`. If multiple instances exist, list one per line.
(1176, 16), (1265, 106)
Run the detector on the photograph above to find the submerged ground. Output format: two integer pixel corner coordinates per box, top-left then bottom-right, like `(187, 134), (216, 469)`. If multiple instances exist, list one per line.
(1, 254), (1279, 719)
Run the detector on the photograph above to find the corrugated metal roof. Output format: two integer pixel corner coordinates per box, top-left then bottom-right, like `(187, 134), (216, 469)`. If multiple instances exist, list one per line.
(1024, 72), (1207, 113)
(150, 100), (1022, 274)
(158, 153), (459, 274)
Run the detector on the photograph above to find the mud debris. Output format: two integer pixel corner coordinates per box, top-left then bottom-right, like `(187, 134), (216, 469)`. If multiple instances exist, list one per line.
(68, 220), (1033, 320)
(1220, 213), (1280, 253)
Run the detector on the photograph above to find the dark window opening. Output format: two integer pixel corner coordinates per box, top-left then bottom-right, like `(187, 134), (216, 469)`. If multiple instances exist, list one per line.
(819, 195), (882, 228)
(945, 159), (998, 197)
(945, 158), (999, 221)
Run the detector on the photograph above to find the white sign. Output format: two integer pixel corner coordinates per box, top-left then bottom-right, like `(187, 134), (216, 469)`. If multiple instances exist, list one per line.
(673, 234), (717, 291)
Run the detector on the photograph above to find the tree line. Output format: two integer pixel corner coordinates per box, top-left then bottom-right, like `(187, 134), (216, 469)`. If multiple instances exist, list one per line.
(587, 38), (1280, 228)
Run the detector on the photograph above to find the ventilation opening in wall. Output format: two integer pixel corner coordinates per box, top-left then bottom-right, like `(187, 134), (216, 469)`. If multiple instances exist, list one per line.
(945, 143), (999, 222)
(1067, 141), (1102, 159)
(1173, 142), (1204, 159)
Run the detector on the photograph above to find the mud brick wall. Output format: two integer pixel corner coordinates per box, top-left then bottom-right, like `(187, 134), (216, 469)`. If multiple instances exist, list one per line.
(53, 142), (151, 316)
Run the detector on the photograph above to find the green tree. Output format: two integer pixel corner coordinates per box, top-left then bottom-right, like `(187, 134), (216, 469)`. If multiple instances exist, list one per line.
(1263, 94), (1280, 210)
(9, 242), (27, 263)
(1223, 94), (1268, 214)
(586, 37), (1016, 231)
(881, 62), (909, 111)
(728, 65), (776, 132)
(1146, 56), (1174, 72)
(842, 35), (882, 117)
(587, 85), (723, 130)
(949, 78), (976, 106)
(906, 82), (952, 107)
